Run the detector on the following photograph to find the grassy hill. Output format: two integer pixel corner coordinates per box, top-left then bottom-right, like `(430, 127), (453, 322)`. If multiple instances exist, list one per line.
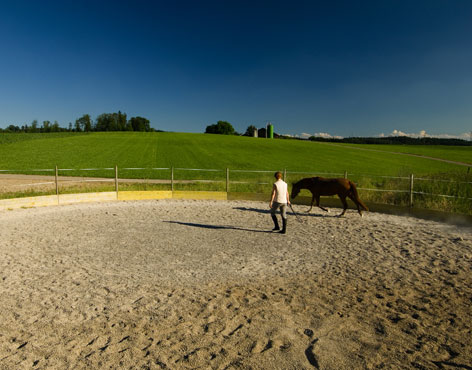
(330, 142), (471, 165)
(0, 132), (470, 176)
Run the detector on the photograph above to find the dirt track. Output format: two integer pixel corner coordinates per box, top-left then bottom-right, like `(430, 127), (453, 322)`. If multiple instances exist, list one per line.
(1, 199), (471, 369)
(0, 174), (205, 193)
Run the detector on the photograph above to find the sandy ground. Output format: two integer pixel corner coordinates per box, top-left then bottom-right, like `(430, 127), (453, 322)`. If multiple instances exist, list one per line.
(0, 199), (471, 370)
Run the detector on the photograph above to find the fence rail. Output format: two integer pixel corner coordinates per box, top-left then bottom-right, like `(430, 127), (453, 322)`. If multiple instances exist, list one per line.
(358, 187), (409, 193)
(1, 166), (471, 210)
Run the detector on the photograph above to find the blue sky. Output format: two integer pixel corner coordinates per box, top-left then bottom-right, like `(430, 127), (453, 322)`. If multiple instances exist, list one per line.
(1, 0), (471, 138)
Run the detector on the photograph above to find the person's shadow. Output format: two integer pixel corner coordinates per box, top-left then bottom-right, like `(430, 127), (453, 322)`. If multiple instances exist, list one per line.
(233, 206), (336, 218)
(232, 206), (270, 215)
(164, 220), (272, 233)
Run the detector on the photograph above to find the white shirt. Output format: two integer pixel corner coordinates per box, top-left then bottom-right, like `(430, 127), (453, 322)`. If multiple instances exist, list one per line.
(273, 179), (288, 204)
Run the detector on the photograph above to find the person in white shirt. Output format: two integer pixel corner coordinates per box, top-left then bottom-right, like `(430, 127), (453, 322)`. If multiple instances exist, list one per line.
(269, 171), (290, 234)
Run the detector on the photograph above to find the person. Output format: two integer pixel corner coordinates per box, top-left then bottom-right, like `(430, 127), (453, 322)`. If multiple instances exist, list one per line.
(269, 171), (290, 234)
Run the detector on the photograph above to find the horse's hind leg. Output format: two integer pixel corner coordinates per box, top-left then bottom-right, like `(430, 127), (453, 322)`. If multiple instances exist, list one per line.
(348, 195), (363, 217)
(338, 195), (348, 217)
(316, 196), (329, 213)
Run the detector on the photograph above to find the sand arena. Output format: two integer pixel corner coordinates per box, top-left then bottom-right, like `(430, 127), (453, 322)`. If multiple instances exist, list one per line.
(0, 199), (471, 369)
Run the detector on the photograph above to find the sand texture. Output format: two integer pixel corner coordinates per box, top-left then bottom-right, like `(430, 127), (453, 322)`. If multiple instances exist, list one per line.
(0, 199), (471, 369)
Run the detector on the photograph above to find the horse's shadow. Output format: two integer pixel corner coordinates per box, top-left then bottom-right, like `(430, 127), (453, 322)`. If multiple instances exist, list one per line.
(164, 220), (272, 233)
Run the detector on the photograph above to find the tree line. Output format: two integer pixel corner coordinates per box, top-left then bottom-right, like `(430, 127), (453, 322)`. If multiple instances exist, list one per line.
(205, 121), (282, 138)
(308, 135), (472, 146)
(0, 111), (154, 133)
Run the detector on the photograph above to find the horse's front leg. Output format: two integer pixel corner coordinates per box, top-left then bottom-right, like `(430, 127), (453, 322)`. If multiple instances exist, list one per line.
(316, 196), (329, 213)
(307, 194), (315, 212)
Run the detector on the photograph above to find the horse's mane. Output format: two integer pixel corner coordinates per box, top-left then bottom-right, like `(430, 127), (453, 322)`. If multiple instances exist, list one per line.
(294, 177), (314, 189)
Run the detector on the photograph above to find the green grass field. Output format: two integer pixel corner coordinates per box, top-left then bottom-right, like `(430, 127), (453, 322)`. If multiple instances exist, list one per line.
(330, 142), (472, 165)
(0, 132), (471, 214)
(0, 132), (470, 174)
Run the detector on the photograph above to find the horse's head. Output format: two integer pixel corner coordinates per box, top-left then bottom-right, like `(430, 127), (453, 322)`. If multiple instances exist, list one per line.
(291, 181), (301, 199)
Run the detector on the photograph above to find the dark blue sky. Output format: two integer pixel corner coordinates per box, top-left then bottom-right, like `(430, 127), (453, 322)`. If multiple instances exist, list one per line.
(1, 0), (471, 138)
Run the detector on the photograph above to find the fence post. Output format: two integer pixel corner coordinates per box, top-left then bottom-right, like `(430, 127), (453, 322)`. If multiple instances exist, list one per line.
(344, 170), (348, 179)
(283, 168), (287, 181)
(409, 173), (414, 207)
(226, 168), (229, 193)
(171, 167), (174, 191)
(55, 165), (59, 195)
(115, 165), (119, 196)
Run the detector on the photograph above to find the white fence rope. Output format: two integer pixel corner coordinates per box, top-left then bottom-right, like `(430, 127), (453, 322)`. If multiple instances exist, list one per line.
(415, 177), (472, 184)
(350, 174), (410, 180)
(119, 168), (172, 171)
(230, 181), (271, 185)
(230, 169), (279, 173)
(0, 169), (54, 172)
(175, 168), (223, 172)
(357, 187), (409, 193)
(285, 171), (345, 176)
(61, 179), (115, 183)
(59, 168), (114, 171)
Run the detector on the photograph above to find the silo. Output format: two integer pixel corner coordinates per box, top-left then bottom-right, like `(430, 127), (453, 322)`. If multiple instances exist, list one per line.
(268, 124), (274, 139)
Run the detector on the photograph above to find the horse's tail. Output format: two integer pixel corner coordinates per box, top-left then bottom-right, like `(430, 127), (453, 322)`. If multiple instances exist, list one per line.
(349, 181), (369, 211)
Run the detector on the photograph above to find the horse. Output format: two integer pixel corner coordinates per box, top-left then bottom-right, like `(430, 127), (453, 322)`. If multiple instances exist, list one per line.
(291, 177), (369, 217)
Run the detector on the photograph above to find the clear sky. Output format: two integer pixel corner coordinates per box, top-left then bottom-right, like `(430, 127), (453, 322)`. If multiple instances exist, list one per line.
(1, 0), (471, 139)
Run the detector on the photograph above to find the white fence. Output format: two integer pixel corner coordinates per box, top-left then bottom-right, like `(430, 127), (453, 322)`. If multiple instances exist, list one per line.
(1, 166), (471, 207)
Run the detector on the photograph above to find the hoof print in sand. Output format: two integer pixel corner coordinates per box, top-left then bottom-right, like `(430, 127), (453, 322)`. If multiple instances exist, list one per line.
(305, 338), (319, 369)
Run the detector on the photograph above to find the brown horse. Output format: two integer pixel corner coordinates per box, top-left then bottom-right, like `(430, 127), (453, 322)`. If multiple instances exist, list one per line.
(291, 177), (369, 216)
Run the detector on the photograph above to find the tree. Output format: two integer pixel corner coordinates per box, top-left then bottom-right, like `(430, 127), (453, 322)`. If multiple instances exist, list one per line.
(74, 119), (82, 132)
(30, 120), (39, 133)
(6, 124), (20, 132)
(205, 121), (235, 135)
(244, 125), (257, 137)
(95, 112), (128, 131)
(84, 117), (92, 132)
(42, 120), (51, 133)
(116, 111), (127, 131)
(95, 113), (113, 131)
(75, 114), (92, 132)
(129, 116), (151, 132)
(51, 121), (60, 132)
